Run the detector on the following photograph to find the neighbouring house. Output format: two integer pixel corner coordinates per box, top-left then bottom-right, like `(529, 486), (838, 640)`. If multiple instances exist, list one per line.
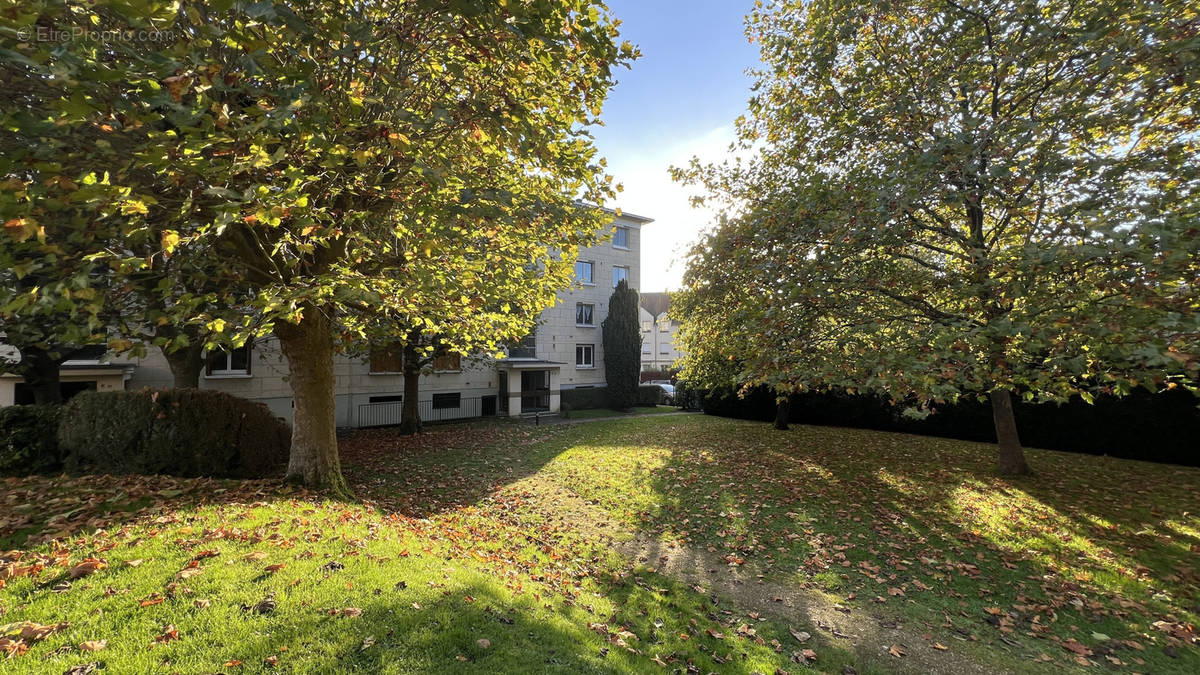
(0, 210), (652, 426)
(638, 291), (683, 372)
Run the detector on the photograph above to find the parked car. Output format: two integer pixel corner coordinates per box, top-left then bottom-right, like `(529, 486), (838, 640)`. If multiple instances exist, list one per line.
(648, 380), (676, 405)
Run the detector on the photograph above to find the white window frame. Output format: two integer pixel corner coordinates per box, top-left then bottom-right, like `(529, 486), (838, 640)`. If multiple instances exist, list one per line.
(612, 266), (628, 288)
(576, 302), (595, 327)
(575, 344), (594, 369)
(205, 342), (252, 378)
(575, 260), (595, 285)
(660, 343), (670, 354)
(612, 226), (629, 250)
(642, 342), (651, 355)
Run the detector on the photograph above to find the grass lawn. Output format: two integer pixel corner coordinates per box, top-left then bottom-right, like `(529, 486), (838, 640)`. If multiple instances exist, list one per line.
(1, 415), (1197, 673)
(564, 406), (679, 419)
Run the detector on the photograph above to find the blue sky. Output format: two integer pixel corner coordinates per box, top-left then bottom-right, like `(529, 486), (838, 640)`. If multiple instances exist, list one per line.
(591, 0), (761, 291)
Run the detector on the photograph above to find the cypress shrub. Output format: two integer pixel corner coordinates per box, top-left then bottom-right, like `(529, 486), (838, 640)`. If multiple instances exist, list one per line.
(602, 280), (641, 409)
(59, 389), (289, 478)
(0, 405), (64, 475)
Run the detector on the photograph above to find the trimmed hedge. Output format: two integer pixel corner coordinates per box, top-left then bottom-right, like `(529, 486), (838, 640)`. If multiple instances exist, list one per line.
(636, 384), (665, 407)
(561, 384), (671, 411)
(697, 385), (1200, 466)
(561, 386), (611, 410)
(0, 405), (64, 476)
(60, 389), (290, 478)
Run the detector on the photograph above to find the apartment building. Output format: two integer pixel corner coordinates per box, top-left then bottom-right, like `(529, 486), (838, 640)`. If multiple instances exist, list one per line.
(639, 292), (683, 372)
(0, 210), (652, 427)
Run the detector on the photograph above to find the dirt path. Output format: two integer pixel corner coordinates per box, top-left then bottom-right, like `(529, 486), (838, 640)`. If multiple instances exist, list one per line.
(507, 474), (1015, 675)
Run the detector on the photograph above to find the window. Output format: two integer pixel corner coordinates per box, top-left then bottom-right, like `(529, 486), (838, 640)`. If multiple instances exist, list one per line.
(509, 332), (536, 359)
(575, 260), (594, 285)
(575, 344), (594, 368)
(642, 342), (651, 355)
(433, 353), (462, 372)
(432, 393), (461, 409)
(575, 303), (594, 326)
(612, 266), (628, 287)
(369, 394), (403, 403)
(206, 342), (251, 376)
(641, 320), (651, 332)
(369, 343), (404, 373)
(660, 319), (671, 332)
(612, 226), (629, 249)
(660, 343), (670, 354)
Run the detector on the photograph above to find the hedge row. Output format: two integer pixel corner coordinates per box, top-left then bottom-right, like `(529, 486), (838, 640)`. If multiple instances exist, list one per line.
(0, 405), (63, 476)
(0, 389), (290, 478)
(561, 384), (668, 411)
(61, 389), (290, 478)
(698, 385), (1200, 466)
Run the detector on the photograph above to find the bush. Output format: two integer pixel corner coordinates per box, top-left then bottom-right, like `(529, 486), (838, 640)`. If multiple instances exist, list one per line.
(0, 405), (64, 476)
(561, 386), (612, 410)
(636, 385), (665, 407)
(60, 389), (290, 478)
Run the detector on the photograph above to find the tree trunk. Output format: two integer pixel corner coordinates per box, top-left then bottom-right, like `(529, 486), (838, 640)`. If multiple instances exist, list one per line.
(163, 342), (205, 389)
(274, 305), (350, 496)
(399, 343), (422, 435)
(773, 396), (790, 430)
(990, 388), (1031, 476)
(22, 348), (63, 405)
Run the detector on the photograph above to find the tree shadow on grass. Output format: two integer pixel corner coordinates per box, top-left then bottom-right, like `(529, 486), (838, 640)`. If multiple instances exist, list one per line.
(554, 415), (1199, 671)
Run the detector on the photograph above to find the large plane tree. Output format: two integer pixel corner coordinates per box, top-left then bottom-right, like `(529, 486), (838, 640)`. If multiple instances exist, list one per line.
(673, 0), (1199, 474)
(2, 0), (635, 494)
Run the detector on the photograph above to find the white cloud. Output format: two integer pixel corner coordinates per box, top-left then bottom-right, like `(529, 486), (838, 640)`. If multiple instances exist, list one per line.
(602, 125), (739, 292)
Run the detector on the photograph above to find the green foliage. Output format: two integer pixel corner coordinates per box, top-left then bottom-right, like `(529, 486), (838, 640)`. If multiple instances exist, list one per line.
(59, 389), (288, 478)
(2, 0), (637, 485)
(560, 386), (612, 410)
(0, 405), (63, 476)
(636, 384), (666, 407)
(674, 1), (1199, 418)
(602, 280), (641, 408)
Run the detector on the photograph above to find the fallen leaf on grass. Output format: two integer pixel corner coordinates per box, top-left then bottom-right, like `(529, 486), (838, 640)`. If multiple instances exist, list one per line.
(361, 635), (376, 650)
(64, 663), (98, 675)
(69, 559), (106, 579)
(224, 659), (243, 667)
(125, 559), (144, 568)
(931, 642), (948, 651)
(79, 640), (107, 651)
(1062, 639), (1093, 656)
(339, 607), (363, 618)
(888, 644), (906, 657)
(244, 551), (268, 562)
(264, 564), (286, 574)
(789, 629), (811, 643)
(194, 598), (211, 608)
(155, 624), (179, 643)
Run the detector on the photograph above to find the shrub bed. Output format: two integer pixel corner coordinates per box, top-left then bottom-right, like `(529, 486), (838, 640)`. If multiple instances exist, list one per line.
(561, 385), (670, 411)
(0, 405), (64, 475)
(59, 389), (290, 478)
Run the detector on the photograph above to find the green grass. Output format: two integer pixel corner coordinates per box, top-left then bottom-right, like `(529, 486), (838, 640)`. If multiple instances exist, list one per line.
(564, 405), (678, 419)
(2, 415), (1197, 673)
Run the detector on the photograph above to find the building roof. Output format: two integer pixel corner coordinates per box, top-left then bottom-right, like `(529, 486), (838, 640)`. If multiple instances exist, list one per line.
(640, 292), (671, 317)
(597, 205), (654, 224)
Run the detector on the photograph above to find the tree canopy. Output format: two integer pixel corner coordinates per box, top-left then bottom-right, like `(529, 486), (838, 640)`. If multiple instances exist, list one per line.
(2, 0), (636, 491)
(603, 279), (641, 409)
(673, 0), (1199, 474)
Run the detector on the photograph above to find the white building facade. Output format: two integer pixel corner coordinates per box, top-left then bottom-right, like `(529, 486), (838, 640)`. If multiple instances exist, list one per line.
(0, 211), (652, 427)
(638, 292), (683, 372)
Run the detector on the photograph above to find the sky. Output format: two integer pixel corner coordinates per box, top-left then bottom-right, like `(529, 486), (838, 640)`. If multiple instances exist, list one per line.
(590, 0), (762, 292)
